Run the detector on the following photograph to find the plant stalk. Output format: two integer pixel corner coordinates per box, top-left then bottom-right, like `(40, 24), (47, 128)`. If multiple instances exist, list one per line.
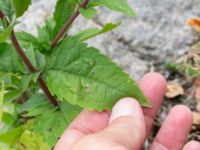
(51, 0), (90, 48)
(0, 10), (59, 107)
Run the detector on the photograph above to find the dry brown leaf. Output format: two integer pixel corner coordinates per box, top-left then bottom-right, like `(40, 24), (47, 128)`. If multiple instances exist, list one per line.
(194, 77), (200, 87)
(165, 82), (184, 98)
(187, 18), (200, 32)
(192, 112), (200, 127)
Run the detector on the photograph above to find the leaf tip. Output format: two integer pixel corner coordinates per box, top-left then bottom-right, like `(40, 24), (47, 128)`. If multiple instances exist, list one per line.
(141, 99), (152, 108)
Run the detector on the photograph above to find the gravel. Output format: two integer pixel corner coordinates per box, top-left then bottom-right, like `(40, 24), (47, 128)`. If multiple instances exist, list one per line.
(15, 0), (200, 80)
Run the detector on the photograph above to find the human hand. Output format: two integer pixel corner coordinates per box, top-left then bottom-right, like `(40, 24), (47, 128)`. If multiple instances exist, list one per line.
(54, 73), (200, 150)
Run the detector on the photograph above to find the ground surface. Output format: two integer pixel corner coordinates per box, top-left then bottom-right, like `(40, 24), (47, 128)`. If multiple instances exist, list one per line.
(15, 0), (200, 149)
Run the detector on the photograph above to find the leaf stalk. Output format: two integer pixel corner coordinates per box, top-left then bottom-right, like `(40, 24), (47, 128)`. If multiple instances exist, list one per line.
(0, 10), (59, 107)
(51, 0), (90, 48)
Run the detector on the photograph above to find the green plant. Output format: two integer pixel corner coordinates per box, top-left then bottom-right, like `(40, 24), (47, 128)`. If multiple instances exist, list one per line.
(166, 42), (200, 78)
(0, 0), (151, 149)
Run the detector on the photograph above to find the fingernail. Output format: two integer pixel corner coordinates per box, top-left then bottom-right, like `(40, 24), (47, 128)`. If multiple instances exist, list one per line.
(109, 98), (141, 124)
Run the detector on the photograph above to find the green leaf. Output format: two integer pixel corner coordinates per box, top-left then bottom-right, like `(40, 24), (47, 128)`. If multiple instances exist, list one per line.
(18, 96), (81, 148)
(16, 32), (46, 72)
(165, 62), (182, 72)
(15, 31), (45, 52)
(0, 24), (13, 44)
(53, 0), (75, 37)
(25, 45), (46, 70)
(19, 93), (54, 117)
(185, 66), (199, 78)
(4, 89), (22, 102)
(89, 0), (136, 16)
(0, 41), (45, 74)
(0, 72), (12, 87)
(36, 19), (55, 51)
(0, 81), (4, 122)
(19, 130), (51, 150)
(75, 22), (120, 41)
(0, 102), (19, 134)
(18, 93), (81, 147)
(26, 45), (37, 67)
(0, 126), (50, 150)
(31, 110), (67, 148)
(1, 73), (32, 103)
(0, 0), (14, 19)
(0, 141), (10, 150)
(30, 102), (81, 148)
(0, 127), (22, 145)
(0, 43), (25, 73)
(79, 7), (97, 19)
(31, 71), (41, 83)
(61, 101), (82, 123)
(11, 0), (31, 18)
(19, 75), (32, 91)
(45, 38), (151, 111)
(1, 112), (16, 134)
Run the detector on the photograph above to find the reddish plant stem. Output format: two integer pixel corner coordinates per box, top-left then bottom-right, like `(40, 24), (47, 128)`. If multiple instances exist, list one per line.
(10, 32), (36, 72)
(0, 11), (4, 20)
(51, 0), (90, 48)
(0, 10), (59, 107)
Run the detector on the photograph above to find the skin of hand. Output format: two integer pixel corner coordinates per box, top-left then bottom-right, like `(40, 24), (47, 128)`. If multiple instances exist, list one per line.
(54, 73), (200, 150)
